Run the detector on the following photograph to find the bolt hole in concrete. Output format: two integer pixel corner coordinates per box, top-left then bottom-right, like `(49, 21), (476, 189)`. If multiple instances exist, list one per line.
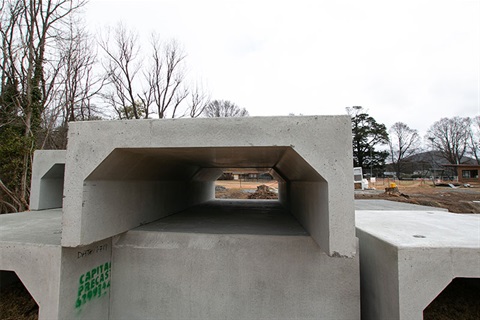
(423, 277), (480, 320)
(413, 234), (426, 238)
(0, 271), (38, 320)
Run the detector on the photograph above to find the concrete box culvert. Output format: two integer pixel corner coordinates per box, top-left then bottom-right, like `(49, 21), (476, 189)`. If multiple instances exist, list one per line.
(356, 210), (480, 320)
(62, 116), (357, 258)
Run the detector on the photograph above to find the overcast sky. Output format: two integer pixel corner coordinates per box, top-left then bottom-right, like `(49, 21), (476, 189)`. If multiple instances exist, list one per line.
(85, 0), (479, 137)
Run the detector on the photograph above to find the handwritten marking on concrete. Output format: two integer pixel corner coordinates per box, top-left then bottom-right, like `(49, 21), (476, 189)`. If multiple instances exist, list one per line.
(75, 261), (111, 309)
(77, 243), (108, 259)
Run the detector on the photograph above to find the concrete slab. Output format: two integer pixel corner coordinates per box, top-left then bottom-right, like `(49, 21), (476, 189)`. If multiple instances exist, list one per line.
(0, 209), (62, 245)
(62, 116), (356, 258)
(356, 210), (480, 320)
(136, 199), (308, 235)
(110, 200), (360, 319)
(355, 199), (448, 212)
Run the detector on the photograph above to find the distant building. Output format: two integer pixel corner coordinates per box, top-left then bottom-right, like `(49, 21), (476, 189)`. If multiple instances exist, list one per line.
(444, 164), (480, 184)
(385, 151), (477, 179)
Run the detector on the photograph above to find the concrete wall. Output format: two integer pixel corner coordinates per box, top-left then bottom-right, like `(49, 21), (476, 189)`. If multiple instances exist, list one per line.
(0, 210), (113, 320)
(0, 244), (62, 320)
(357, 228), (400, 319)
(398, 247), (480, 319)
(80, 180), (212, 244)
(57, 239), (112, 320)
(110, 201), (360, 319)
(62, 116), (356, 258)
(0, 210), (63, 320)
(30, 150), (66, 210)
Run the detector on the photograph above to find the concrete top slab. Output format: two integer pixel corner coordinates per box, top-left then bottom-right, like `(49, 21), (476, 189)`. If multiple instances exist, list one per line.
(133, 200), (308, 236)
(356, 210), (480, 249)
(0, 209), (62, 246)
(355, 199), (448, 211)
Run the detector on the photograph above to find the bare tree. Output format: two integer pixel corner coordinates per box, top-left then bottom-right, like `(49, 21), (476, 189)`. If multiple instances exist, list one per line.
(60, 20), (105, 122)
(188, 82), (210, 118)
(0, 0), (86, 213)
(99, 23), (145, 119)
(388, 122), (420, 179)
(203, 100), (249, 117)
(468, 115), (480, 164)
(100, 28), (191, 120)
(426, 117), (471, 164)
(148, 36), (188, 118)
(40, 17), (105, 149)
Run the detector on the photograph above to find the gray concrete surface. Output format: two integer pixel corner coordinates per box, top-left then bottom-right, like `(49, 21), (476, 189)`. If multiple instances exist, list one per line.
(356, 210), (480, 320)
(0, 209), (62, 245)
(0, 210), (112, 320)
(30, 150), (66, 210)
(57, 239), (112, 320)
(0, 209), (62, 320)
(355, 199), (448, 211)
(110, 200), (360, 319)
(62, 116), (356, 257)
(137, 199), (308, 235)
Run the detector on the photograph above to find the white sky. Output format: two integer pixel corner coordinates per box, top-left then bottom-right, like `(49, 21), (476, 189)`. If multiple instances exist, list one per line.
(84, 0), (480, 137)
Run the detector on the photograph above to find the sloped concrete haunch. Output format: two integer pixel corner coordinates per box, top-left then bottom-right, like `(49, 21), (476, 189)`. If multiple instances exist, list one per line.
(62, 116), (356, 257)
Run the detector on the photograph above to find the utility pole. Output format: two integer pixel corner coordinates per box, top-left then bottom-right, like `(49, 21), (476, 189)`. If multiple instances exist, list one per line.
(370, 147), (373, 178)
(428, 137), (436, 187)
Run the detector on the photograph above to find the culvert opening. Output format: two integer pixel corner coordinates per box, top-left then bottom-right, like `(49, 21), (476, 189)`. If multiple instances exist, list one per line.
(215, 168), (279, 199)
(39, 163), (65, 209)
(81, 146), (331, 251)
(0, 271), (39, 320)
(423, 277), (480, 320)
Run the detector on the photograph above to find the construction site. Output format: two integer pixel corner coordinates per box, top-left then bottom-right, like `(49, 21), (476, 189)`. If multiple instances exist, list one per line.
(1, 116), (479, 320)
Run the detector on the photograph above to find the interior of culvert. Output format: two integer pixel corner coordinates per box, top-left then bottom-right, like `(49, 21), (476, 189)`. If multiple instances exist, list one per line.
(80, 146), (330, 252)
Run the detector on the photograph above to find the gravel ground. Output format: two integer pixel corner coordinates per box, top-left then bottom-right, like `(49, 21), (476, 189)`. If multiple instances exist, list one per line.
(355, 181), (480, 213)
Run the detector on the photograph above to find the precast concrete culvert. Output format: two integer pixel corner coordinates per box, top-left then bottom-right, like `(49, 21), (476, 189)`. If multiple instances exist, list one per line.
(62, 117), (357, 257)
(56, 116), (359, 319)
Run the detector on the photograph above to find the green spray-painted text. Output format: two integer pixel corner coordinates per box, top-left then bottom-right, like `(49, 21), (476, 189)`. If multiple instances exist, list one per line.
(75, 261), (111, 309)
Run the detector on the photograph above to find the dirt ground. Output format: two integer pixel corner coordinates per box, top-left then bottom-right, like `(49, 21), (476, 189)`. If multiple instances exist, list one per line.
(355, 179), (480, 213)
(423, 278), (480, 320)
(216, 180), (279, 200)
(216, 178), (480, 213)
(0, 280), (38, 320)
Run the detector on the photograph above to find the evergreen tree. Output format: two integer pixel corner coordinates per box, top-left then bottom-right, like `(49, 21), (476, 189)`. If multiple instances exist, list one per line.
(347, 106), (389, 175)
